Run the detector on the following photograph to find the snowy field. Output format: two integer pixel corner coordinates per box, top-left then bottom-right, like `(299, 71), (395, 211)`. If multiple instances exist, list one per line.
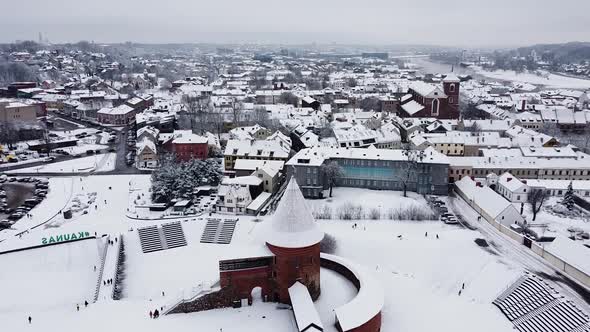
(0, 238), (100, 313)
(10, 153), (116, 174)
(306, 187), (431, 217)
(0, 175), (532, 332)
(474, 67), (590, 89)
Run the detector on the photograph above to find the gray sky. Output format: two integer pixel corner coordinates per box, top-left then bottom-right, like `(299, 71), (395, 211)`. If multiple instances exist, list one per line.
(1, 0), (589, 47)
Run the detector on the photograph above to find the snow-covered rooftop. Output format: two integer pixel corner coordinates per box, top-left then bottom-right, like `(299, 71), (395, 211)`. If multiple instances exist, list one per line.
(264, 177), (324, 248)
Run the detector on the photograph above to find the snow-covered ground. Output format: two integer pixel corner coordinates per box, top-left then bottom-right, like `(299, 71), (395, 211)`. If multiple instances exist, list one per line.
(518, 197), (590, 239)
(0, 238), (100, 313)
(10, 153), (116, 174)
(55, 143), (110, 157)
(306, 187), (430, 215)
(474, 67), (590, 89)
(0, 176), (555, 332)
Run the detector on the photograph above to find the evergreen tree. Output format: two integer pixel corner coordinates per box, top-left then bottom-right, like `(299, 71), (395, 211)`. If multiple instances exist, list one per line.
(562, 181), (575, 211)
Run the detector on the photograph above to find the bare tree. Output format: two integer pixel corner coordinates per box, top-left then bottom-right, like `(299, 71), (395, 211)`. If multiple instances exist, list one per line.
(321, 161), (344, 198)
(396, 144), (420, 197)
(278, 92), (299, 107)
(465, 121), (481, 133)
(182, 95), (201, 132)
(0, 122), (20, 150)
(527, 189), (548, 221)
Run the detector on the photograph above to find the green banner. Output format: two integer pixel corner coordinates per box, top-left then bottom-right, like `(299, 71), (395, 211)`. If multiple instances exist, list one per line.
(41, 231), (91, 245)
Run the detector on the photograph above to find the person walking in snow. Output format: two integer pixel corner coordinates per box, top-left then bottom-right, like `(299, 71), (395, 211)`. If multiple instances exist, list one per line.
(425, 232), (428, 237)
(77, 304), (79, 311)
(162, 291), (165, 297)
(28, 316), (32, 324)
(94, 265), (96, 272)
(462, 283), (465, 290)
(84, 301), (88, 308)
(436, 234), (439, 239)
(458, 290), (462, 296)
(149, 311), (153, 319)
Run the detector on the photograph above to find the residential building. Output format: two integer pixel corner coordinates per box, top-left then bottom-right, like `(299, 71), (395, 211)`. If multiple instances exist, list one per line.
(171, 131), (209, 161)
(287, 146), (449, 198)
(454, 176), (525, 226)
(224, 136), (291, 171)
(497, 172), (529, 203)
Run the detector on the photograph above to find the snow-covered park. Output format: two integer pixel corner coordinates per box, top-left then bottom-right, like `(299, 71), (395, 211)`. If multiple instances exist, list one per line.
(0, 174), (583, 332)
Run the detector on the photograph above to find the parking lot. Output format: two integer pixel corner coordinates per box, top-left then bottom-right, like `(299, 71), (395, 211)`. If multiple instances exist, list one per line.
(0, 177), (49, 228)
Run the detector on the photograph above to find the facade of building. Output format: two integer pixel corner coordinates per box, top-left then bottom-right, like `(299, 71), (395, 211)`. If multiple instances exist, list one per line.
(0, 99), (41, 123)
(97, 104), (136, 125)
(171, 132), (209, 161)
(287, 146), (449, 198)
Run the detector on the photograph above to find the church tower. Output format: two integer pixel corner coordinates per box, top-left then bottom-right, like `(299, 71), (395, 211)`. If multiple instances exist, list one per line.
(443, 73), (460, 118)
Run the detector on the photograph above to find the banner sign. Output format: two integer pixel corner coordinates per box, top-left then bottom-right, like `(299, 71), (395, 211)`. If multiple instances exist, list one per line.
(42, 231), (91, 245)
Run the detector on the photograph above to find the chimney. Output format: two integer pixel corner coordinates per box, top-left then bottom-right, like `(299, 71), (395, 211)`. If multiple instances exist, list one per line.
(507, 177), (512, 182)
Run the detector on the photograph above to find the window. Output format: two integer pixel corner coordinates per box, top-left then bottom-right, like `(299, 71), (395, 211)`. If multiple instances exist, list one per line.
(431, 99), (439, 115)
(449, 84), (456, 93)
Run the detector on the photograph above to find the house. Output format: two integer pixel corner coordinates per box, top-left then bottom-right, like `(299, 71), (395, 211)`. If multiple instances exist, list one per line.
(224, 137), (291, 171)
(233, 159), (285, 177)
(136, 136), (158, 169)
(397, 75), (460, 119)
(454, 176), (525, 226)
(302, 96), (320, 110)
(97, 104), (136, 125)
(216, 179), (259, 215)
(171, 131), (209, 161)
(497, 172), (529, 203)
(229, 124), (272, 140)
(253, 164), (282, 193)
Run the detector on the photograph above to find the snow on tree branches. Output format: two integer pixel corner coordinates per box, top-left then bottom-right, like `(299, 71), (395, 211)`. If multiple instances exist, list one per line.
(151, 155), (222, 203)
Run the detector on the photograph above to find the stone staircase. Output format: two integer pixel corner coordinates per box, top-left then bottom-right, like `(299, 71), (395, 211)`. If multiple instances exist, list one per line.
(494, 273), (590, 332)
(200, 218), (238, 244)
(137, 222), (187, 253)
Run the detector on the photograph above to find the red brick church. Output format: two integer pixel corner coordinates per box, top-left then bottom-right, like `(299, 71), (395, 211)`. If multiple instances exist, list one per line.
(398, 74), (461, 119)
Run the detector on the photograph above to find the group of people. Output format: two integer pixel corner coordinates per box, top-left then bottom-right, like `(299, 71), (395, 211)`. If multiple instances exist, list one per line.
(424, 232), (440, 239)
(76, 301), (89, 311)
(103, 278), (114, 286)
(149, 309), (160, 319)
(351, 223), (366, 230)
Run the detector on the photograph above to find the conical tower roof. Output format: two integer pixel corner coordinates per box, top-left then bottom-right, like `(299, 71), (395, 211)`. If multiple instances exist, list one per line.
(265, 177), (324, 248)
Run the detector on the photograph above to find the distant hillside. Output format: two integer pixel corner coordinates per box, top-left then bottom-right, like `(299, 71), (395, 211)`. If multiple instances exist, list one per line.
(517, 42), (590, 62)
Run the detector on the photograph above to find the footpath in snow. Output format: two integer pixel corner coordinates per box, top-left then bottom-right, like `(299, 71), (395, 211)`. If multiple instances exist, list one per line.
(96, 234), (121, 301)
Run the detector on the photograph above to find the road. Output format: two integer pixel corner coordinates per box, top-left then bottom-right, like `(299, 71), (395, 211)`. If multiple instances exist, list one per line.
(448, 193), (590, 311)
(2, 114), (142, 176)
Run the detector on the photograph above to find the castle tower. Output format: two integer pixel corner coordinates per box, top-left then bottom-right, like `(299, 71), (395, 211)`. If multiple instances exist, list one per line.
(265, 177), (324, 303)
(443, 73), (460, 118)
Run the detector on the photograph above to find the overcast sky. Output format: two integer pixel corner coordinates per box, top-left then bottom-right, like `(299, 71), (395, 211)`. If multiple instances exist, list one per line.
(1, 0), (589, 47)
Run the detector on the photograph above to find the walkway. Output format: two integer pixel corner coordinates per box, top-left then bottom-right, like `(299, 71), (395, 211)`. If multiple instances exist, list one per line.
(96, 234), (121, 301)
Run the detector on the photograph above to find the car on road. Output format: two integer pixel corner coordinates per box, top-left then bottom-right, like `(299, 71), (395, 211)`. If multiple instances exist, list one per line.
(8, 212), (24, 221)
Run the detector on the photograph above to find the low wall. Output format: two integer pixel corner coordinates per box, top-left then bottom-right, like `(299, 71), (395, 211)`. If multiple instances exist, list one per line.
(167, 286), (234, 314)
(530, 243), (590, 289)
(320, 253), (383, 332)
